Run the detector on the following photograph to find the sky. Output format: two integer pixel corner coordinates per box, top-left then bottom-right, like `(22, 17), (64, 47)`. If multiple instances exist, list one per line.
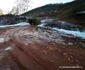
(31, 0), (74, 9)
(0, 0), (74, 14)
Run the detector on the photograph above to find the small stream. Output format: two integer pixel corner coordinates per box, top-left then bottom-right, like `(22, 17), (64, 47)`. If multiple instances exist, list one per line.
(38, 18), (85, 39)
(0, 18), (85, 39)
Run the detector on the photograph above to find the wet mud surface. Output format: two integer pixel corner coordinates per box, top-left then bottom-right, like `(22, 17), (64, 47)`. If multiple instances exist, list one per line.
(0, 26), (85, 70)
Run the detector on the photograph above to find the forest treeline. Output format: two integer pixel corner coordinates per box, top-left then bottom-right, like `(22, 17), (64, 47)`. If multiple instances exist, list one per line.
(22, 0), (85, 25)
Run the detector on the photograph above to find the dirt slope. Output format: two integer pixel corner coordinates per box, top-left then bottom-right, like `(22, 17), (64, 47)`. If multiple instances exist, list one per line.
(0, 26), (85, 70)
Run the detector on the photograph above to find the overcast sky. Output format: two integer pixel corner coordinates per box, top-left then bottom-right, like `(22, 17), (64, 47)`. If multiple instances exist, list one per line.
(31, 0), (74, 9)
(0, 0), (74, 14)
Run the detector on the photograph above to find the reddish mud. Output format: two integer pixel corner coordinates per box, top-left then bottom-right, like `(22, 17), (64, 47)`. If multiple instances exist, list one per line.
(0, 26), (85, 70)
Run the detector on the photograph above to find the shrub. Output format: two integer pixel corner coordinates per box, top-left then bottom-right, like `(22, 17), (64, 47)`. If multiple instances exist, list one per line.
(28, 18), (41, 25)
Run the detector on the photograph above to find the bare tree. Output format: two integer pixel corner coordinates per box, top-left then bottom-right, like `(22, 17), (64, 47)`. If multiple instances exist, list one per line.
(0, 9), (3, 15)
(10, 0), (30, 15)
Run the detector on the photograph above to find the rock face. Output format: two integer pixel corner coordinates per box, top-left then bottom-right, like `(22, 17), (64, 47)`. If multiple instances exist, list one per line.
(0, 25), (85, 70)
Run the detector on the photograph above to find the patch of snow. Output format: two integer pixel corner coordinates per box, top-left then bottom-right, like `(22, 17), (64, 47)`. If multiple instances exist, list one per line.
(5, 47), (13, 51)
(68, 42), (73, 45)
(0, 22), (30, 28)
(53, 28), (85, 39)
(78, 11), (85, 14)
(0, 38), (5, 43)
(38, 23), (46, 27)
(41, 19), (53, 23)
(5, 44), (15, 51)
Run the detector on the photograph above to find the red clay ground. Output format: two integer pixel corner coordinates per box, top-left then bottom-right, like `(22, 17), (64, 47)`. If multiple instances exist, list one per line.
(0, 26), (85, 70)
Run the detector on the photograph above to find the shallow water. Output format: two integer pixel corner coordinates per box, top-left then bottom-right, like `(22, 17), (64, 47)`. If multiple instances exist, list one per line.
(53, 28), (85, 39)
(38, 19), (85, 39)
(0, 22), (30, 28)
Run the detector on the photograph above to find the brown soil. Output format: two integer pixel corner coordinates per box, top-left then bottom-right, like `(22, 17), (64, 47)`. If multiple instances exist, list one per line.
(0, 26), (85, 70)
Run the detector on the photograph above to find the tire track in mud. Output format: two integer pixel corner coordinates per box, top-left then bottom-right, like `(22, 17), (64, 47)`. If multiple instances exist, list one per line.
(4, 38), (45, 70)
(8, 47), (45, 70)
(7, 38), (56, 70)
(7, 37), (85, 70)
(13, 43), (56, 70)
(6, 40), (85, 70)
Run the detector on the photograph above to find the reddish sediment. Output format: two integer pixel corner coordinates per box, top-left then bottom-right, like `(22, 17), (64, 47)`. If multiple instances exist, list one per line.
(0, 26), (85, 70)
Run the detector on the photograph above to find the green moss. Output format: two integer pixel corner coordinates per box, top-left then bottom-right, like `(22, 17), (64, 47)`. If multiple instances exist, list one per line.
(28, 18), (41, 25)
